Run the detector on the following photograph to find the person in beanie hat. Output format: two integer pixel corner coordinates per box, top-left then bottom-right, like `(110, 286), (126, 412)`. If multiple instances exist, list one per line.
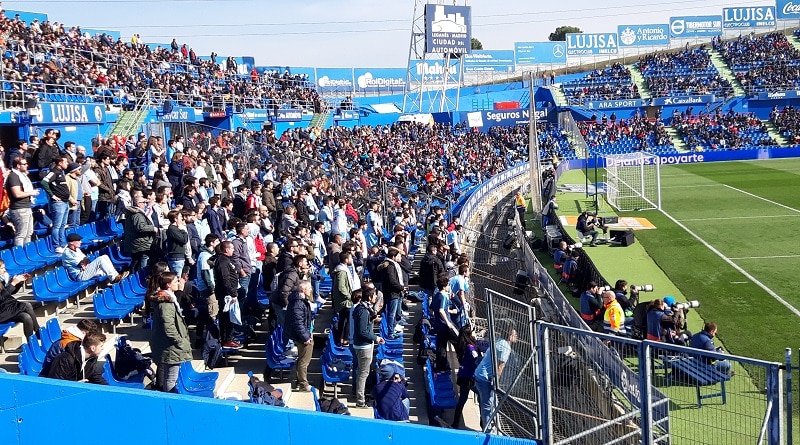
(62, 233), (129, 283)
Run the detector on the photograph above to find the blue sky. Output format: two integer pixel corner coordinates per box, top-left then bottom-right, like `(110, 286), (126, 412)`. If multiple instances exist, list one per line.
(4, 0), (780, 67)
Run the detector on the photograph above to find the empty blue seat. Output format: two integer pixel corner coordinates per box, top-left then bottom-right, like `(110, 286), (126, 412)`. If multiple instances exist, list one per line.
(175, 361), (217, 397)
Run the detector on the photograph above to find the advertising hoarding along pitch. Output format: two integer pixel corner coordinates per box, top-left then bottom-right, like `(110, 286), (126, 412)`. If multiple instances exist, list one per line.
(776, 0), (800, 19)
(514, 42), (566, 65)
(424, 4), (471, 55)
(566, 33), (619, 56)
(669, 15), (723, 38)
(617, 25), (670, 47)
(463, 50), (515, 73)
(722, 6), (776, 28)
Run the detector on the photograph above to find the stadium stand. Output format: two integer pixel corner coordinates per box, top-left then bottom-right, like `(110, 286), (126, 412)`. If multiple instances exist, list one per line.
(561, 63), (640, 105)
(637, 46), (733, 98)
(770, 105), (800, 145)
(577, 116), (676, 155)
(713, 33), (800, 95)
(671, 110), (777, 151)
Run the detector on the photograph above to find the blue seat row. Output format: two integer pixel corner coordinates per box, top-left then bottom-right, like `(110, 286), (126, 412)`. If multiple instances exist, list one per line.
(92, 270), (147, 324)
(425, 358), (457, 410)
(176, 361), (217, 398)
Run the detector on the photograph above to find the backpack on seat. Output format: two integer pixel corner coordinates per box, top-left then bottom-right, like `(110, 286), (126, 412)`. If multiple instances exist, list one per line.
(318, 397), (351, 415)
(248, 373), (285, 407)
(202, 324), (223, 370)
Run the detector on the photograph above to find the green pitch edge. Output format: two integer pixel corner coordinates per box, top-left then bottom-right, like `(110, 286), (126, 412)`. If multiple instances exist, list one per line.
(625, 64), (651, 99)
(708, 48), (746, 97)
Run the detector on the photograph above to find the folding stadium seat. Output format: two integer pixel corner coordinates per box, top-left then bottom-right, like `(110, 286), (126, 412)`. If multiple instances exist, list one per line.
(102, 355), (145, 389)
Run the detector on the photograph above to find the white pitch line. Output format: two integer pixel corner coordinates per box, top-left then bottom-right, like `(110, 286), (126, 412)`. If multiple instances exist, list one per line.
(728, 254), (800, 260)
(660, 208), (800, 318)
(723, 184), (800, 214)
(662, 184), (722, 189)
(678, 214), (800, 222)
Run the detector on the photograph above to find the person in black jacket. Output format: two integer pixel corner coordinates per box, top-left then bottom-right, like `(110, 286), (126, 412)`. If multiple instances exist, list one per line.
(0, 260), (39, 338)
(213, 241), (241, 348)
(419, 243), (444, 295)
(41, 155), (71, 251)
(352, 287), (385, 407)
(165, 210), (190, 275)
(271, 255), (308, 335)
(284, 280), (313, 392)
(30, 132), (59, 180)
(378, 247), (405, 340)
(44, 331), (108, 385)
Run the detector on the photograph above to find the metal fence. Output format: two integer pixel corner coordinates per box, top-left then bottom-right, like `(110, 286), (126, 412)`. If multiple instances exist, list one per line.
(479, 288), (539, 437)
(536, 322), (788, 445)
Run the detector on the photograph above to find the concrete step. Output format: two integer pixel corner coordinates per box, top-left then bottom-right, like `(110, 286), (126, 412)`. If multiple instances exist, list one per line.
(665, 126), (689, 153)
(626, 64), (651, 99)
(764, 120), (789, 146)
(549, 85), (567, 107)
(709, 48), (746, 97)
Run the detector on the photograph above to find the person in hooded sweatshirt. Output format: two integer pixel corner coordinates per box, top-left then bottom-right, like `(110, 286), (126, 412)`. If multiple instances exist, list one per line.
(40, 319), (99, 377)
(44, 331), (108, 385)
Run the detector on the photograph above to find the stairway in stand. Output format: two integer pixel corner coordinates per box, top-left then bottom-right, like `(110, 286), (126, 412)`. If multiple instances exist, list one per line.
(665, 126), (689, 152)
(626, 64), (651, 99)
(708, 48), (746, 97)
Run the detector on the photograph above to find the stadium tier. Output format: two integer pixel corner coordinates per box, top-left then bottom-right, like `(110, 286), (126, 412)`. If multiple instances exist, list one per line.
(636, 47), (733, 98)
(671, 111), (777, 151)
(577, 116), (676, 156)
(713, 33), (800, 96)
(561, 63), (640, 105)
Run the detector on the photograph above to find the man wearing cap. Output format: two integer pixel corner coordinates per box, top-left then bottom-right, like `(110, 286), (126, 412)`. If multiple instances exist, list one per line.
(41, 155), (71, 252)
(62, 233), (128, 283)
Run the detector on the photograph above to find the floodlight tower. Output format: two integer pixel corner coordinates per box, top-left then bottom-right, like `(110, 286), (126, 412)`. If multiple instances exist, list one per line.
(402, 1), (469, 114)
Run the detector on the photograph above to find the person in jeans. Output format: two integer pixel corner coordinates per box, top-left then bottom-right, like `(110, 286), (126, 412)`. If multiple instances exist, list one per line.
(41, 155), (71, 252)
(165, 209), (190, 275)
(378, 247), (405, 340)
(351, 286), (384, 408)
(62, 233), (128, 283)
(149, 271), (192, 392)
(284, 280), (314, 392)
(4, 156), (39, 246)
(474, 322), (518, 431)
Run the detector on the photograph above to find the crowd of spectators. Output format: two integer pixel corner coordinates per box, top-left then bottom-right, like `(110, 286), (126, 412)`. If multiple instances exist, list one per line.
(770, 105), (800, 144)
(576, 113), (674, 154)
(486, 123), (573, 161)
(671, 109), (776, 150)
(637, 47), (733, 98)
(562, 64), (640, 104)
(713, 33), (800, 95)
(0, 11), (321, 111)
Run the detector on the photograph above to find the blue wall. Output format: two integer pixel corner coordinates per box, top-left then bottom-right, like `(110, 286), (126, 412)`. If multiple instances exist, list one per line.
(0, 373), (536, 445)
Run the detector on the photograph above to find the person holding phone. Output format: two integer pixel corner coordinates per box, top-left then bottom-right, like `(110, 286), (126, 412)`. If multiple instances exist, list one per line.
(0, 259), (39, 338)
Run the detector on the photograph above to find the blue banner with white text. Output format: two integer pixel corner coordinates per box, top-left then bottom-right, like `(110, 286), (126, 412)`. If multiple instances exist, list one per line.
(315, 68), (354, 93)
(722, 6), (776, 28)
(756, 90), (800, 100)
(409, 59), (461, 84)
(617, 24), (670, 47)
(514, 42), (567, 65)
(669, 15), (722, 38)
(651, 95), (714, 106)
(776, 0), (800, 19)
(463, 50), (516, 73)
(566, 33), (619, 56)
(275, 108), (303, 122)
(353, 68), (406, 93)
(34, 102), (106, 125)
(424, 4), (472, 55)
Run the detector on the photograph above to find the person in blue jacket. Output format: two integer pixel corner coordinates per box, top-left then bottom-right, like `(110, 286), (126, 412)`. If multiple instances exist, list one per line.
(689, 321), (732, 376)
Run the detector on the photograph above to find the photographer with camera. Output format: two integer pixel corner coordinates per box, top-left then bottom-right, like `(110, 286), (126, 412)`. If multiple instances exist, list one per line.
(644, 298), (686, 343)
(576, 211), (599, 247)
(553, 241), (569, 273)
(689, 321), (732, 376)
(579, 281), (603, 330)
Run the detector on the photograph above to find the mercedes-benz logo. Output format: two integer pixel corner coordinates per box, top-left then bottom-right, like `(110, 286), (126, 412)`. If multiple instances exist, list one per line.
(552, 44), (565, 58)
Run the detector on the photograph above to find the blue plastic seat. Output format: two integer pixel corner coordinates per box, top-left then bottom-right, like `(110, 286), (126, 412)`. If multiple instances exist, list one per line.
(41, 318), (62, 351)
(102, 355), (146, 389)
(32, 273), (72, 303)
(175, 361), (217, 397)
(93, 292), (131, 323)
